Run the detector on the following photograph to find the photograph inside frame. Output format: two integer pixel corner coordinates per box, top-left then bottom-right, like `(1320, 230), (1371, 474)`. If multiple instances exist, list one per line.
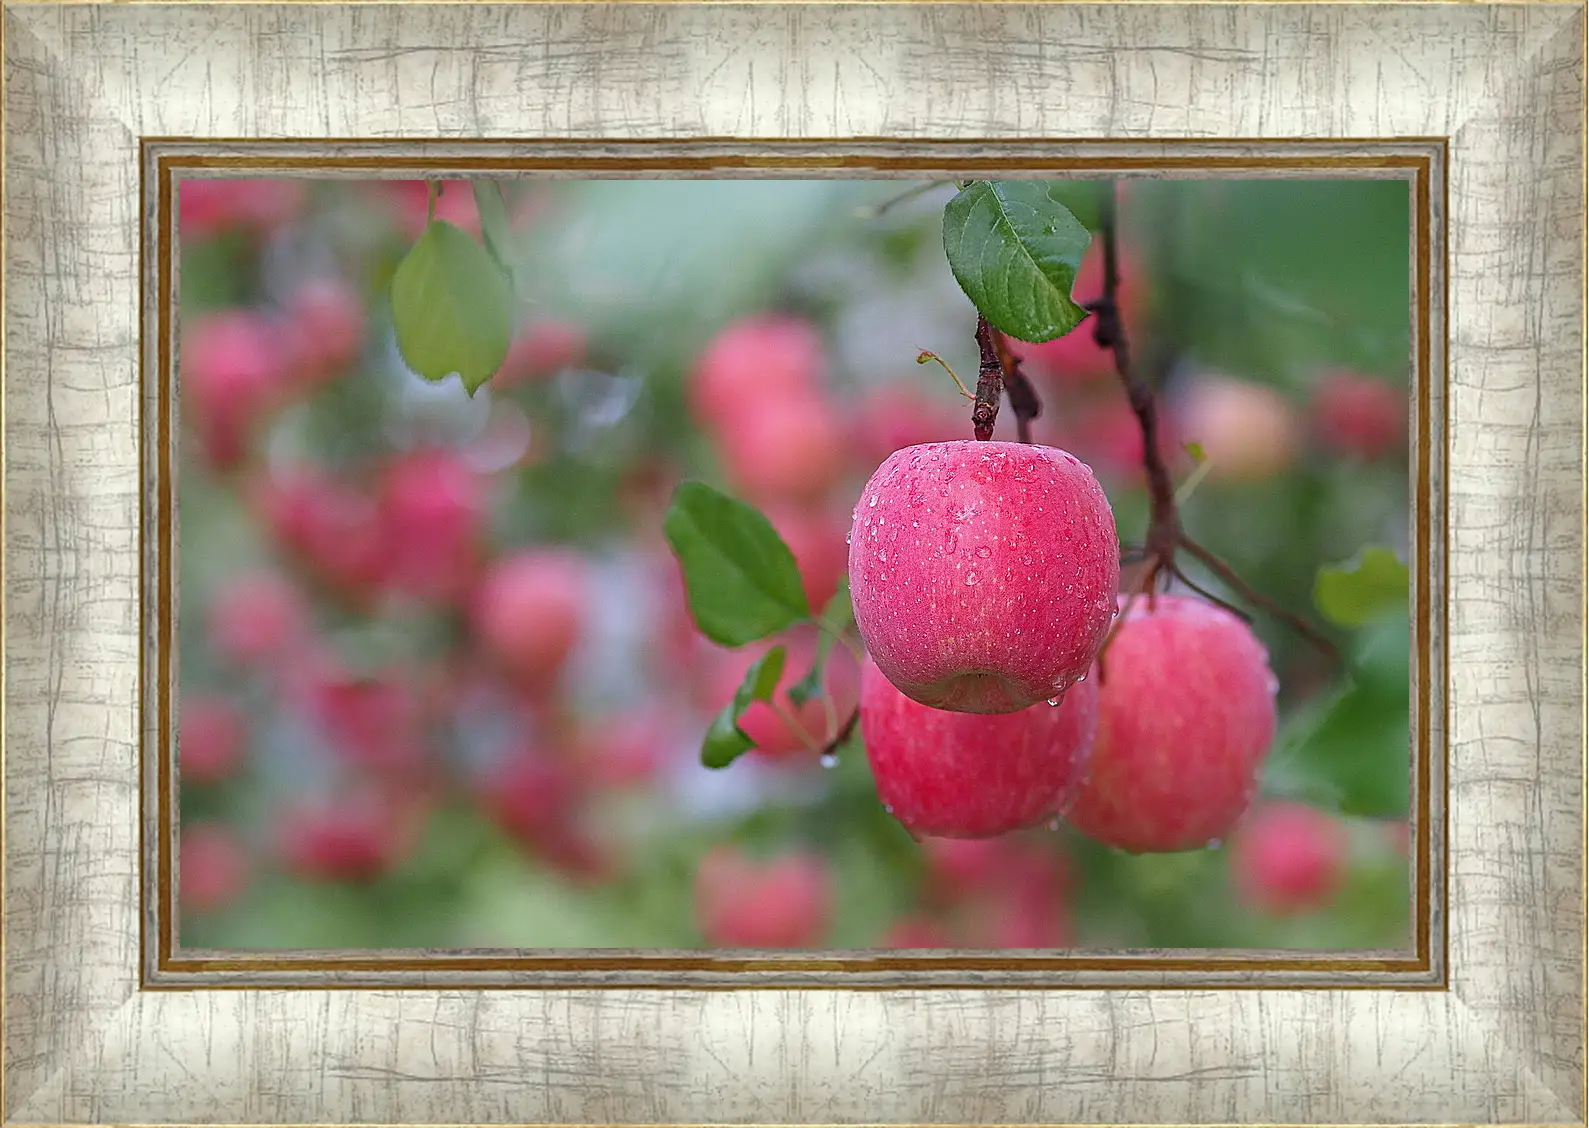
(173, 174), (1415, 952)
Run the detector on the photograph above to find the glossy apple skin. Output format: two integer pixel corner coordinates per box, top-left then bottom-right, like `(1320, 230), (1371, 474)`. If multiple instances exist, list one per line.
(848, 441), (1119, 714)
(860, 658), (1099, 838)
(1065, 595), (1279, 853)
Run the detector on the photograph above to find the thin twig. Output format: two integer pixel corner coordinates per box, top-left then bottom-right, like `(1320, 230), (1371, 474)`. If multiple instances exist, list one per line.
(1177, 538), (1343, 666)
(854, 180), (955, 220)
(917, 350), (976, 400)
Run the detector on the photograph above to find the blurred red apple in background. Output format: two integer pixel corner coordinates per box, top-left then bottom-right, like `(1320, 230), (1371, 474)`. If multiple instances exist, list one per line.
(1230, 802), (1350, 915)
(180, 697), (248, 786)
(470, 549), (588, 693)
(1171, 375), (1301, 484)
(694, 845), (834, 948)
(1310, 369), (1406, 461)
(180, 821), (252, 914)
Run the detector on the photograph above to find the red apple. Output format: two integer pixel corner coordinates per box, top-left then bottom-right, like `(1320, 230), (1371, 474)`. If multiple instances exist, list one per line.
(469, 550), (588, 692)
(1230, 801), (1350, 915)
(848, 441), (1119, 714)
(1065, 594), (1279, 853)
(860, 658), (1099, 838)
(1310, 369), (1406, 461)
(179, 179), (305, 241)
(920, 836), (1008, 902)
(179, 696), (247, 786)
(694, 845), (834, 948)
(300, 669), (430, 778)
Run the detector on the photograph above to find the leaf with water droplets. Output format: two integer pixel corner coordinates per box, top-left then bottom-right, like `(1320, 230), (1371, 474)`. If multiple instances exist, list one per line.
(942, 180), (1092, 344)
(701, 646), (788, 769)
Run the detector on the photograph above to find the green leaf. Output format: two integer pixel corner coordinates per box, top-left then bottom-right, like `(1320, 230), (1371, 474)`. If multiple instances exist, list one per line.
(787, 575), (853, 708)
(470, 181), (518, 288)
(389, 219), (514, 396)
(662, 481), (812, 647)
(702, 646), (788, 769)
(1184, 441), (1207, 465)
(941, 180), (1092, 344)
(1315, 547), (1409, 628)
(1264, 614), (1411, 819)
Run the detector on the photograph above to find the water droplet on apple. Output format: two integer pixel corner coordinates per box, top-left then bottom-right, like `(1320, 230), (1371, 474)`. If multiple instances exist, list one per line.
(1076, 674), (1087, 683)
(1206, 838), (1223, 851)
(1046, 817), (1062, 832)
(911, 521), (919, 528)
(882, 804), (895, 815)
(964, 572), (979, 586)
(1046, 697), (1061, 707)
(876, 551), (887, 562)
(868, 494), (878, 507)
(1266, 673), (1280, 695)
(819, 753), (838, 769)
(976, 546), (991, 559)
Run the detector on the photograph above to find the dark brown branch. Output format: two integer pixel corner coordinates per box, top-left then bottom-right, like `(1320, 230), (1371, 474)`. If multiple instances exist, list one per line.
(991, 330), (1041, 443)
(971, 316), (1004, 441)
(1089, 181), (1341, 672)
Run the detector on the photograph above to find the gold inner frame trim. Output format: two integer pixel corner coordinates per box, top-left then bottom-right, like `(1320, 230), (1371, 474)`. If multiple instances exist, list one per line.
(143, 140), (1446, 990)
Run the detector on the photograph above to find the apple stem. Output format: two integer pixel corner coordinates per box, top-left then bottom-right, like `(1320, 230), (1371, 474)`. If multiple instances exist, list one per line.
(1091, 181), (1343, 672)
(971, 316), (1004, 440)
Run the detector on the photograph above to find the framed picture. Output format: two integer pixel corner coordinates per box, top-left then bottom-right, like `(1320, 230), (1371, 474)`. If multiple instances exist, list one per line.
(3, 3), (1583, 1125)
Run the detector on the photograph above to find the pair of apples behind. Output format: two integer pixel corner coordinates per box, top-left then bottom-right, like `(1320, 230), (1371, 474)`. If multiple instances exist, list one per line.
(849, 440), (1279, 853)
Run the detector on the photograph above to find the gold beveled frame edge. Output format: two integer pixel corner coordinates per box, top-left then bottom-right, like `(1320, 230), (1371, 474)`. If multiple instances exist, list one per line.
(140, 140), (1443, 990)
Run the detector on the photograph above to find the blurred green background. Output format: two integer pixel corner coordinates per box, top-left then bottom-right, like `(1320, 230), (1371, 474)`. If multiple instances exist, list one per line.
(177, 176), (1413, 951)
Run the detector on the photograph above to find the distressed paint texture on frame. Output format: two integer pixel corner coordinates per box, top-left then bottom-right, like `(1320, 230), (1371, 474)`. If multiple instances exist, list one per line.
(2, 3), (1585, 1125)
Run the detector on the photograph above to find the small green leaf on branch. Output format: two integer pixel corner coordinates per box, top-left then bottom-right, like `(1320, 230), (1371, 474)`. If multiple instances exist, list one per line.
(662, 481), (813, 647)
(702, 646), (788, 769)
(390, 219), (515, 396)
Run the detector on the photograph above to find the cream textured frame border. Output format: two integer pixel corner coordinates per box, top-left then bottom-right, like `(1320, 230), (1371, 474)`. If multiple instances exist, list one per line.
(3, 3), (1585, 1125)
